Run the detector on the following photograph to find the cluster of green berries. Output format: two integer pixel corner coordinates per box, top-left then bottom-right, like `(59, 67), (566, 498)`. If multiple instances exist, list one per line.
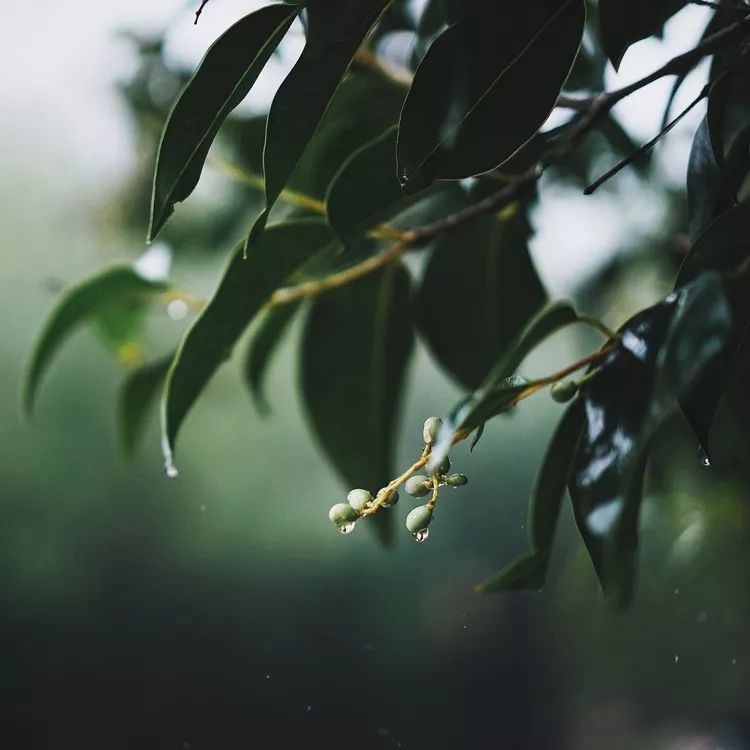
(328, 416), (468, 543)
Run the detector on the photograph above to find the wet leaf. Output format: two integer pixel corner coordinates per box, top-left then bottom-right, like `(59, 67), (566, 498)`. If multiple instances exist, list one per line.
(148, 4), (298, 240)
(397, 0), (584, 193)
(300, 265), (414, 544)
(162, 221), (338, 471)
(476, 399), (585, 593)
(118, 355), (173, 459)
(23, 267), (167, 416)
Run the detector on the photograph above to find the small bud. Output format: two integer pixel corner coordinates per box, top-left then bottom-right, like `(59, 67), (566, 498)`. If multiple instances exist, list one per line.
(446, 473), (468, 487)
(379, 487), (399, 508)
(437, 456), (451, 475)
(550, 379), (579, 403)
(405, 475), (431, 497)
(347, 488), (372, 512)
(406, 504), (433, 534)
(329, 502), (359, 528)
(422, 416), (443, 445)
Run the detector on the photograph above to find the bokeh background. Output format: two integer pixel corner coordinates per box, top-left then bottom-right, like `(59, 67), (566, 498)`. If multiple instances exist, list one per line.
(3, 2), (750, 748)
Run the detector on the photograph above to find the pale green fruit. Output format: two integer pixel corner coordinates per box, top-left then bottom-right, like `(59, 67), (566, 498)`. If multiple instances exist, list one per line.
(347, 488), (372, 512)
(550, 379), (579, 403)
(405, 475), (431, 497)
(446, 473), (468, 487)
(406, 505), (433, 534)
(329, 502), (359, 527)
(379, 487), (399, 508)
(437, 456), (451, 475)
(422, 416), (443, 445)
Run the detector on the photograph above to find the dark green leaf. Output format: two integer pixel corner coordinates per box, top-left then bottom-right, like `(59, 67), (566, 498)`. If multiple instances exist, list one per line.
(148, 4), (298, 240)
(476, 399), (585, 593)
(326, 126), (406, 243)
(249, 0), (392, 242)
(300, 264), (414, 543)
(118, 355), (173, 459)
(417, 206), (546, 390)
(397, 0), (585, 194)
(244, 301), (301, 414)
(599, 0), (685, 70)
(23, 267), (167, 416)
(93, 300), (148, 361)
(568, 274), (731, 604)
(162, 221), (338, 471)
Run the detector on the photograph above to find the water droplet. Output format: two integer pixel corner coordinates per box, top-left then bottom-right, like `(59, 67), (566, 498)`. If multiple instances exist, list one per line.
(306, 705), (312, 713)
(165, 459), (179, 479)
(399, 170), (409, 189)
(674, 588), (680, 595)
(167, 298), (189, 321)
(698, 447), (711, 467)
(674, 654), (679, 663)
(732, 657), (737, 665)
(265, 674), (270, 680)
(338, 522), (356, 535)
(665, 291), (679, 303)
(414, 528), (429, 543)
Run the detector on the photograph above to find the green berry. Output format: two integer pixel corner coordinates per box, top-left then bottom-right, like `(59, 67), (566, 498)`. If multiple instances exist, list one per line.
(437, 456), (451, 475)
(550, 379), (579, 403)
(379, 487), (399, 507)
(405, 475), (431, 497)
(329, 502), (359, 528)
(446, 473), (468, 487)
(422, 416), (443, 445)
(347, 488), (372, 512)
(406, 504), (433, 534)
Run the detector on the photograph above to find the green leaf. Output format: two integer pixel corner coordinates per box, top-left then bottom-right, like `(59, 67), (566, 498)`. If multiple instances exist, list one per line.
(162, 221), (338, 472)
(118, 355), (173, 459)
(326, 126), (406, 243)
(300, 264), (414, 543)
(417, 205), (546, 390)
(148, 4), (298, 241)
(476, 399), (585, 593)
(244, 301), (301, 414)
(598, 0), (685, 70)
(93, 300), (147, 362)
(568, 274), (731, 605)
(249, 0), (393, 243)
(23, 266), (167, 416)
(397, 0), (585, 194)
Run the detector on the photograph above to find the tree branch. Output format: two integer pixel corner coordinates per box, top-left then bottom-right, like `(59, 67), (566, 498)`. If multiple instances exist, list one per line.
(194, 0), (210, 25)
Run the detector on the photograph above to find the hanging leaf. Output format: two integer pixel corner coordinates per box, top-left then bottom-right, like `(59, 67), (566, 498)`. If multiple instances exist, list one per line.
(476, 399), (585, 593)
(300, 265), (415, 543)
(598, 0), (685, 70)
(162, 221), (338, 472)
(244, 302), (302, 414)
(397, 0), (585, 194)
(118, 355), (173, 459)
(148, 4), (299, 240)
(568, 273), (731, 605)
(248, 0), (393, 243)
(417, 205), (546, 391)
(23, 267), (167, 416)
(326, 126), (406, 243)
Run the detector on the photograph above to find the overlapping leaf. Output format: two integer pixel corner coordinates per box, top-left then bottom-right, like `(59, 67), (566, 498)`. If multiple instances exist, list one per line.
(397, 0), (585, 194)
(162, 221), (338, 472)
(300, 265), (414, 543)
(23, 267), (167, 416)
(148, 4), (299, 240)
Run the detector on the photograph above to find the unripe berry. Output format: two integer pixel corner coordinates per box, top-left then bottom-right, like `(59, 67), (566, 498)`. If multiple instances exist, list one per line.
(329, 502), (359, 527)
(437, 456), (451, 475)
(405, 475), (431, 497)
(347, 488), (372, 512)
(379, 487), (399, 507)
(406, 504), (433, 534)
(446, 473), (468, 487)
(422, 416), (443, 445)
(550, 379), (579, 403)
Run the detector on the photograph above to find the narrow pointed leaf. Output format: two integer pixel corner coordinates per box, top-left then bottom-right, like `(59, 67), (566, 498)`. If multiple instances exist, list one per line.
(397, 0), (585, 194)
(301, 265), (414, 544)
(23, 267), (167, 416)
(599, 0), (685, 70)
(162, 221), (338, 470)
(417, 206), (546, 390)
(477, 399), (585, 593)
(249, 0), (392, 243)
(244, 301), (301, 414)
(118, 355), (173, 459)
(326, 126), (405, 243)
(148, 4), (298, 240)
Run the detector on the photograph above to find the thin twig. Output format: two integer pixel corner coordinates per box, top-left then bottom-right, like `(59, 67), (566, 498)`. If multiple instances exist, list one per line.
(194, 0), (210, 25)
(689, 0), (748, 13)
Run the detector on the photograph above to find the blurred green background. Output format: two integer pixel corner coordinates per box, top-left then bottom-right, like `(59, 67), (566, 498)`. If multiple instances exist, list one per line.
(3, 2), (750, 748)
